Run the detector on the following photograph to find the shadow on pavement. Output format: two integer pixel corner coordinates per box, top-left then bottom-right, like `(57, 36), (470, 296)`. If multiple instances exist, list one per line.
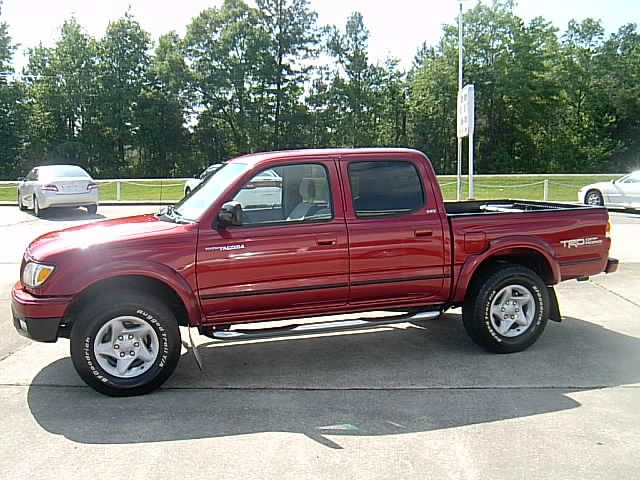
(26, 313), (640, 447)
(32, 207), (105, 222)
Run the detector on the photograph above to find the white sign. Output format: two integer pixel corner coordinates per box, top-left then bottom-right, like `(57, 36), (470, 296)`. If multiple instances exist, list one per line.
(457, 84), (475, 138)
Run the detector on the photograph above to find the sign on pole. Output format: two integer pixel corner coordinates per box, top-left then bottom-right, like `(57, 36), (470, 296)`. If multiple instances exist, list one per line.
(457, 84), (475, 199)
(457, 84), (474, 139)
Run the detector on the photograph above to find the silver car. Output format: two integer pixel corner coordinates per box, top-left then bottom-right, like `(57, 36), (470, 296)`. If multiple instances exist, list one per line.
(18, 165), (99, 217)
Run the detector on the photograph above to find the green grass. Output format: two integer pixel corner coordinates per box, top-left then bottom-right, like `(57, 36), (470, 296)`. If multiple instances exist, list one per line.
(0, 174), (621, 204)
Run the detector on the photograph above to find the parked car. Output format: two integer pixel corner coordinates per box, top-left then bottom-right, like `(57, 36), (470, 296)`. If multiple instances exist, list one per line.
(12, 148), (617, 396)
(578, 171), (640, 208)
(17, 165), (99, 217)
(184, 164), (224, 197)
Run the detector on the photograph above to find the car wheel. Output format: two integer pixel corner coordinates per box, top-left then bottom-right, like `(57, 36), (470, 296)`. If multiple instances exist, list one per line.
(185, 187), (191, 197)
(33, 196), (41, 217)
(86, 204), (98, 215)
(462, 265), (549, 353)
(585, 190), (604, 206)
(18, 193), (25, 211)
(70, 291), (182, 396)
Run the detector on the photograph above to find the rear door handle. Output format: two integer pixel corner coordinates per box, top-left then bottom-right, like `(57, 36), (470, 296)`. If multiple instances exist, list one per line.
(415, 229), (433, 238)
(317, 238), (337, 246)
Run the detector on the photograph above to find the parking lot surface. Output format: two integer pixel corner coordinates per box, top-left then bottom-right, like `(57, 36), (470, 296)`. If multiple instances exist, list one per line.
(0, 205), (639, 479)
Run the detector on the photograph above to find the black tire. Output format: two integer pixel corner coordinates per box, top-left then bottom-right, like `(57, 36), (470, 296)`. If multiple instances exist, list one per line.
(184, 187), (191, 197)
(462, 265), (549, 353)
(70, 291), (181, 396)
(585, 189), (604, 206)
(18, 193), (25, 210)
(33, 195), (41, 217)
(86, 204), (98, 215)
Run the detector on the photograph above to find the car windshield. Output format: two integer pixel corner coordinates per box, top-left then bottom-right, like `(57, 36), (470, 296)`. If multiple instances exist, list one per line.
(40, 165), (90, 179)
(174, 163), (250, 221)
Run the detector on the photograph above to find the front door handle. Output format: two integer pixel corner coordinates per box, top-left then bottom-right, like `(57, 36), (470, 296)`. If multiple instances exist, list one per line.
(317, 238), (337, 246)
(415, 229), (433, 238)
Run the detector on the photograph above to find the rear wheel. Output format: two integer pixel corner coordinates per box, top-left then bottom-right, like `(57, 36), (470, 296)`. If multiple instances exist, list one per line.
(463, 265), (549, 353)
(86, 204), (98, 215)
(184, 187), (191, 197)
(18, 193), (25, 211)
(70, 292), (182, 396)
(585, 189), (604, 206)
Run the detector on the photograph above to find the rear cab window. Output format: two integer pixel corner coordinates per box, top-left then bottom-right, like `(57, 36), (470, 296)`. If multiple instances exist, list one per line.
(347, 161), (425, 218)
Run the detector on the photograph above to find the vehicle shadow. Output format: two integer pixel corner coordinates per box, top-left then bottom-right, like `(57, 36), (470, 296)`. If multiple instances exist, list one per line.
(26, 313), (640, 447)
(34, 207), (105, 221)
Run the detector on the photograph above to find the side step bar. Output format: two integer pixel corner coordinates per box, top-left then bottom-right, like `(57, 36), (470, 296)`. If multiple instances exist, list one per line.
(202, 310), (441, 341)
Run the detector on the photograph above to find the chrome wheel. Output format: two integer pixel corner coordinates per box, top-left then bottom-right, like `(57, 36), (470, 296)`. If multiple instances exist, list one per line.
(93, 316), (160, 378)
(489, 284), (536, 338)
(586, 190), (603, 206)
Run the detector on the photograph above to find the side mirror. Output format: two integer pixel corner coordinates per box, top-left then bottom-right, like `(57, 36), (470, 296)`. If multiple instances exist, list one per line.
(217, 201), (243, 228)
(17, 177), (25, 182)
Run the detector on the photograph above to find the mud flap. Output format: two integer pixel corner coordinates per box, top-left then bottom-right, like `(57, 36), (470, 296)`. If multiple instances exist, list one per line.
(547, 286), (562, 322)
(188, 327), (204, 370)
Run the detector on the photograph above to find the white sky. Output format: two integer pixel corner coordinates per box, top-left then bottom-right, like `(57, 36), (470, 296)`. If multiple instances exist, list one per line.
(2, 0), (638, 73)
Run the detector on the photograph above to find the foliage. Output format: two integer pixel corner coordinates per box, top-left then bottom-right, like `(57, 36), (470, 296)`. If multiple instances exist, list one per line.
(1, 0), (640, 179)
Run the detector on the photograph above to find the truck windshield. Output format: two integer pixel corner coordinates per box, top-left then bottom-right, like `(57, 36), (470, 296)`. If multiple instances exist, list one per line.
(174, 163), (250, 221)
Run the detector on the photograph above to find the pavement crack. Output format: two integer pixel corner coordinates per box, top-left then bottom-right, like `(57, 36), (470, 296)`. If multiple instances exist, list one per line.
(0, 383), (638, 391)
(590, 281), (640, 308)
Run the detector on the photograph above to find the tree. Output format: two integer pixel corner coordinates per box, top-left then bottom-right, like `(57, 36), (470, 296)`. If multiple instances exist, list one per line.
(256, 0), (318, 149)
(0, 0), (26, 178)
(184, 0), (269, 156)
(97, 13), (151, 175)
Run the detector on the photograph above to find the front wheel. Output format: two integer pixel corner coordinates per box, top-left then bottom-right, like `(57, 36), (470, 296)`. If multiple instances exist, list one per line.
(184, 187), (191, 197)
(86, 204), (97, 215)
(70, 292), (182, 396)
(463, 265), (549, 353)
(18, 193), (25, 211)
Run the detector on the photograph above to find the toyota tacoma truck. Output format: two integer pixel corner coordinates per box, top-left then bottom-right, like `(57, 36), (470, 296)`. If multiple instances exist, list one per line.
(11, 148), (618, 396)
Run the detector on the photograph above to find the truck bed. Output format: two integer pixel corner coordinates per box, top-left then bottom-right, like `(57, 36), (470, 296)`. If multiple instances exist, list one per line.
(444, 199), (597, 216)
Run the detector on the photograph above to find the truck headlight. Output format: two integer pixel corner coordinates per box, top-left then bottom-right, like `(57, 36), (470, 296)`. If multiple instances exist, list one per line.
(22, 262), (55, 288)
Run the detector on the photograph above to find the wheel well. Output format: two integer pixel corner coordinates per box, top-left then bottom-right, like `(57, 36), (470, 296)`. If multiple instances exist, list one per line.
(65, 275), (190, 328)
(466, 249), (555, 299)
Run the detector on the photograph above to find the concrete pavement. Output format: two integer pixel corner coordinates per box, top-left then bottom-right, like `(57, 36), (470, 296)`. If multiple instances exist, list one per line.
(0, 205), (639, 479)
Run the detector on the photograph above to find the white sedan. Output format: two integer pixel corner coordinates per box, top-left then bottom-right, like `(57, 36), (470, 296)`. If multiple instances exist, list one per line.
(184, 164), (224, 197)
(578, 172), (640, 208)
(18, 165), (99, 217)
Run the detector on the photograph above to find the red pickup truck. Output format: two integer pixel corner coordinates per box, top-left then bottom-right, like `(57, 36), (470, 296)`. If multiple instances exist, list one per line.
(11, 148), (618, 396)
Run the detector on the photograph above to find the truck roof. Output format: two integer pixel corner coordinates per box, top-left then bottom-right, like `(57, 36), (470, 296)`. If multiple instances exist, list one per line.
(227, 147), (426, 167)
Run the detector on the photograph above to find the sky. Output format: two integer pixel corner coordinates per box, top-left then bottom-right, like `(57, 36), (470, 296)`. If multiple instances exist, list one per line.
(1, 0), (639, 73)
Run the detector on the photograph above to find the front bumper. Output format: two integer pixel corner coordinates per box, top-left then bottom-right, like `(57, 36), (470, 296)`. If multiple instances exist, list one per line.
(605, 257), (619, 274)
(11, 283), (72, 342)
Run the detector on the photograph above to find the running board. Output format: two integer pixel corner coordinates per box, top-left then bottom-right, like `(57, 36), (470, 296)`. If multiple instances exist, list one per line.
(203, 310), (441, 341)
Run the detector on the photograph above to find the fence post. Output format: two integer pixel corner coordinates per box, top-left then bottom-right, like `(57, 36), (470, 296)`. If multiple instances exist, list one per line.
(116, 181), (121, 201)
(543, 179), (549, 201)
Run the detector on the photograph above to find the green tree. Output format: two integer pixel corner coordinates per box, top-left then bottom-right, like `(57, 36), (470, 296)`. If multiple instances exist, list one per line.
(97, 13), (151, 175)
(0, 0), (27, 178)
(256, 0), (318, 149)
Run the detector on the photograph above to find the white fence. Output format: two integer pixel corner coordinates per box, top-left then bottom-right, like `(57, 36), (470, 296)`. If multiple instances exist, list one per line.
(0, 174), (622, 202)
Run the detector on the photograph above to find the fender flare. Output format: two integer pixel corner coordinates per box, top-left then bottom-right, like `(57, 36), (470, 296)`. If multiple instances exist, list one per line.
(63, 260), (203, 326)
(452, 235), (560, 303)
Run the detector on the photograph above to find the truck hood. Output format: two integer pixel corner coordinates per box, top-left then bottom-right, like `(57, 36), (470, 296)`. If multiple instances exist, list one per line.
(27, 214), (185, 261)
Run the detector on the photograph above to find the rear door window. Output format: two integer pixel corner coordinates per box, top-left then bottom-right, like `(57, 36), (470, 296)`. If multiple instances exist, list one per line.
(348, 161), (425, 218)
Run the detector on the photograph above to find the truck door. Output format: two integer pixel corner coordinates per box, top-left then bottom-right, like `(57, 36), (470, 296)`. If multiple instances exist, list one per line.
(340, 155), (449, 307)
(196, 158), (349, 323)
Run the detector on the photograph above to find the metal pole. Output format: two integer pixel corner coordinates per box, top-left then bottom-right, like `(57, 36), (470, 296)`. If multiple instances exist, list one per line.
(456, 1), (463, 201)
(468, 130), (475, 199)
(544, 179), (549, 201)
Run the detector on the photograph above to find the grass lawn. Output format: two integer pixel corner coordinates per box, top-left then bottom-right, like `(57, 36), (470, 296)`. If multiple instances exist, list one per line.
(0, 174), (620, 204)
